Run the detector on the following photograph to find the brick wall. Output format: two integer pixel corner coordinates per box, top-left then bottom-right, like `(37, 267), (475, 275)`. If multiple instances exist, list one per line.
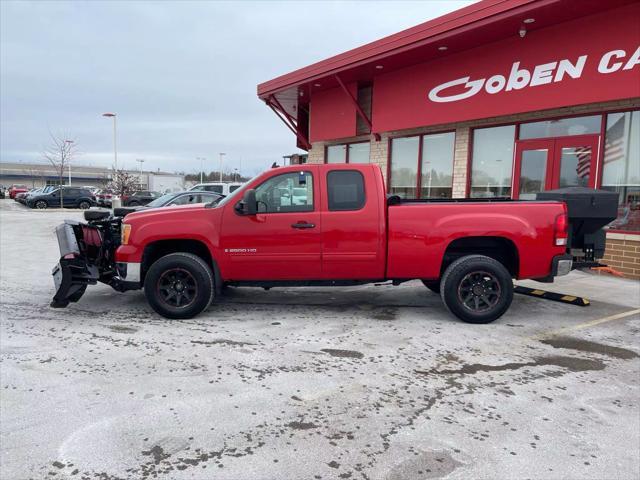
(602, 233), (640, 280)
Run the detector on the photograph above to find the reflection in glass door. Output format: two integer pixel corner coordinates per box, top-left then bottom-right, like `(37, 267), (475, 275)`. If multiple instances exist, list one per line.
(519, 149), (549, 199)
(553, 137), (598, 189)
(514, 140), (553, 200)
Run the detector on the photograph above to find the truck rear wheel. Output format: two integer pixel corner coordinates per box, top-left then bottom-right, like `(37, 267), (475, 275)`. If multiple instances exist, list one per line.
(440, 255), (513, 324)
(144, 252), (215, 319)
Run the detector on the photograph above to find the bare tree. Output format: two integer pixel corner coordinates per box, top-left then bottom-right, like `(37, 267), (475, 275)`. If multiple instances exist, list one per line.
(107, 169), (138, 197)
(42, 133), (78, 208)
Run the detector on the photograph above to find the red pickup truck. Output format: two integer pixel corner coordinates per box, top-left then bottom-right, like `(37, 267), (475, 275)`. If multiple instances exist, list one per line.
(50, 164), (616, 323)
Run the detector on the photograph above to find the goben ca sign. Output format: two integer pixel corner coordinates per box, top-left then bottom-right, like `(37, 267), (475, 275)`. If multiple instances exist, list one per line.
(371, 4), (640, 133)
(428, 46), (640, 103)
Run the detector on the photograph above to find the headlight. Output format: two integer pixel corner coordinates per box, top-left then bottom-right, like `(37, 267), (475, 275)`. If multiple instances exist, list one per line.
(121, 224), (132, 245)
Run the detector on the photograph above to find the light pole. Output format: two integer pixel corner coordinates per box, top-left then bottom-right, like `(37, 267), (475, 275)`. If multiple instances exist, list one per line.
(65, 140), (74, 185)
(196, 157), (206, 183)
(136, 158), (145, 188)
(218, 152), (226, 182)
(102, 113), (117, 171)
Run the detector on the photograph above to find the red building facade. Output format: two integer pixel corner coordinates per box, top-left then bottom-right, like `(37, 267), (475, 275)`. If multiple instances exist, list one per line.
(258, 0), (640, 278)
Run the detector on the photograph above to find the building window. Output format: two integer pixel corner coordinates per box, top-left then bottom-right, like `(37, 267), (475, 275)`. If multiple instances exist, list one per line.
(389, 132), (455, 199)
(327, 144), (347, 163)
(519, 115), (601, 139)
(356, 83), (373, 135)
(326, 142), (370, 163)
(348, 143), (370, 163)
(421, 132), (455, 198)
(470, 125), (515, 198)
(390, 136), (419, 198)
(601, 110), (640, 232)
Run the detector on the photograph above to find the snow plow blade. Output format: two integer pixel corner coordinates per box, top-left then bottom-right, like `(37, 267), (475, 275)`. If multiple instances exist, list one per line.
(50, 222), (99, 308)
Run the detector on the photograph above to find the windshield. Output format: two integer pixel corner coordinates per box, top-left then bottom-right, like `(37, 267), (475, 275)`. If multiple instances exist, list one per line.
(146, 193), (176, 207)
(215, 179), (253, 207)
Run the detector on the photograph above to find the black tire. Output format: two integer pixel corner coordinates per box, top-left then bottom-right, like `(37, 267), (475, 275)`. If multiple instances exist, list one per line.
(440, 255), (513, 324)
(78, 201), (91, 209)
(128, 201), (140, 206)
(34, 200), (48, 209)
(421, 280), (440, 294)
(144, 252), (215, 319)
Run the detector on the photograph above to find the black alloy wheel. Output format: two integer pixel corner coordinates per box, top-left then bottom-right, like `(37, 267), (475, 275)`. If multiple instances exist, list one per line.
(144, 252), (215, 319)
(35, 200), (48, 209)
(457, 271), (501, 312)
(440, 255), (513, 324)
(156, 268), (198, 308)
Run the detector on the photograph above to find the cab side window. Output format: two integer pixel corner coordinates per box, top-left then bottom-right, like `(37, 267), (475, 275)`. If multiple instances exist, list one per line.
(255, 172), (313, 213)
(327, 170), (365, 211)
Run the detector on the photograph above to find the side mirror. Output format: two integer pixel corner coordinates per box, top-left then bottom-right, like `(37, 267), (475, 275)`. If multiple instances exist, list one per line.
(236, 189), (257, 215)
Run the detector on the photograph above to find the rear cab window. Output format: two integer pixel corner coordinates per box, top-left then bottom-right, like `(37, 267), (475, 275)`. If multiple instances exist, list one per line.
(327, 170), (366, 211)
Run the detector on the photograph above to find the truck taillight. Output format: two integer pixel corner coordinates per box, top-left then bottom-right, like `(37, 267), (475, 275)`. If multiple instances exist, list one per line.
(554, 212), (568, 247)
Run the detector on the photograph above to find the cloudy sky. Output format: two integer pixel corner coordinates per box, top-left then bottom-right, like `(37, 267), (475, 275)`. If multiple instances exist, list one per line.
(1, 0), (473, 176)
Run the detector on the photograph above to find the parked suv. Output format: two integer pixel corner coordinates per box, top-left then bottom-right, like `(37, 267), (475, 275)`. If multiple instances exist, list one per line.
(27, 186), (96, 209)
(122, 191), (162, 206)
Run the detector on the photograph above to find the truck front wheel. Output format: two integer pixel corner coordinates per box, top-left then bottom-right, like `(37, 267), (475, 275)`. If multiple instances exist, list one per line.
(440, 255), (513, 324)
(144, 252), (215, 319)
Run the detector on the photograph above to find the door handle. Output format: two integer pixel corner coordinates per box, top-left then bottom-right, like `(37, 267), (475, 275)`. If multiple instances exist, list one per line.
(291, 222), (315, 229)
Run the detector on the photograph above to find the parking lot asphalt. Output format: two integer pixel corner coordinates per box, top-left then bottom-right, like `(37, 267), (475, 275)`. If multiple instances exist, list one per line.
(1, 198), (639, 480)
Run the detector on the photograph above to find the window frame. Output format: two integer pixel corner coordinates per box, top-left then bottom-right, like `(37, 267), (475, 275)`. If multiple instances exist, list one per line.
(324, 140), (370, 164)
(386, 129), (456, 199)
(326, 170), (366, 212)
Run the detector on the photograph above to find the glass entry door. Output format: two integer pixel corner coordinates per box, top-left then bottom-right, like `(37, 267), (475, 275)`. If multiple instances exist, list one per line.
(513, 135), (599, 199)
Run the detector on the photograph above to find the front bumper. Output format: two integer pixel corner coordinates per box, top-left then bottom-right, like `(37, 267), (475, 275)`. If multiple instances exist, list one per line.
(115, 262), (141, 284)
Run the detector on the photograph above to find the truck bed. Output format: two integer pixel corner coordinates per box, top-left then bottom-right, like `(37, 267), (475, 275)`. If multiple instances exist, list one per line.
(386, 200), (567, 280)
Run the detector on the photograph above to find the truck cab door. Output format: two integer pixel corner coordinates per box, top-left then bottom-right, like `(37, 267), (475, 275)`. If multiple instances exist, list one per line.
(320, 167), (385, 279)
(220, 168), (322, 280)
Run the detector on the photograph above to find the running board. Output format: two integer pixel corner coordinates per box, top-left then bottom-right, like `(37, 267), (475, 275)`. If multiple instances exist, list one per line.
(514, 285), (590, 307)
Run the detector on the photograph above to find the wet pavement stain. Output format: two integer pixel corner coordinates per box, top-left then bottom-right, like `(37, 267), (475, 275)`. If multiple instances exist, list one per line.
(287, 421), (319, 430)
(190, 339), (256, 347)
(321, 348), (364, 359)
(417, 355), (605, 376)
(372, 308), (397, 321)
(108, 325), (139, 333)
(540, 336), (639, 360)
(141, 445), (171, 465)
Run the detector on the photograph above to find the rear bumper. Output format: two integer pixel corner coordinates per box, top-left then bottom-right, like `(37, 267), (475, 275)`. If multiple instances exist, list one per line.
(533, 254), (573, 283)
(552, 255), (573, 277)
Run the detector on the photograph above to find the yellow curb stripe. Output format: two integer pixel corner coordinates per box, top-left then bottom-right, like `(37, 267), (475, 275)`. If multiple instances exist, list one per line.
(560, 295), (577, 302)
(531, 290), (546, 295)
